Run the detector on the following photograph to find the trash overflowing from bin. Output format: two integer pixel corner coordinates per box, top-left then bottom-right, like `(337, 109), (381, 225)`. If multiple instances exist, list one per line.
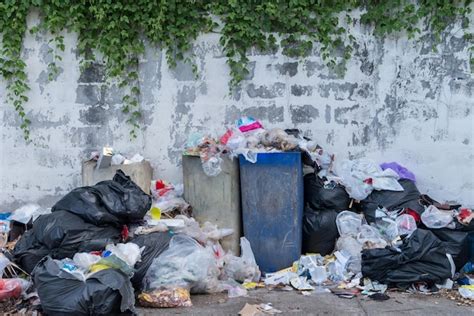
(1, 118), (473, 313)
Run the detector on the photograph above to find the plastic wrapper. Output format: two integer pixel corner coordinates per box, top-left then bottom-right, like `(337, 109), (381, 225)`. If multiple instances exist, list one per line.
(223, 237), (260, 282)
(336, 211), (363, 236)
(143, 235), (221, 294)
(421, 205), (454, 229)
(396, 214), (417, 236)
(236, 116), (263, 133)
(357, 224), (387, 249)
(106, 242), (142, 267)
(0, 278), (30, 301)
(138, 287), (192, 308)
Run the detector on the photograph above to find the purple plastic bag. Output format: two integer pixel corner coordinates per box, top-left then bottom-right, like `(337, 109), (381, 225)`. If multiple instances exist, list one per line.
(380, 162), (416, 182)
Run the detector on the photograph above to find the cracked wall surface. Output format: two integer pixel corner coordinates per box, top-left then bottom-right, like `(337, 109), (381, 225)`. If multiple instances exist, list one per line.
(1, 12), (473, 209)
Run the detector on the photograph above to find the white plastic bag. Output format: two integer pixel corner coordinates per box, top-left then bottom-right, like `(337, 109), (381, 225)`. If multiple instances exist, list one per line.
(421, 205), (453, 229)
(106, 243), (142, 267)
(223, 237), (260, 282)
(336, 211), (363, 236)
(11, 204), (50, 224)
(73, 253), (101, 271)
(335, 159), (403, 200)
(335, 160), (374, 200)
(396, 214), (417, 236)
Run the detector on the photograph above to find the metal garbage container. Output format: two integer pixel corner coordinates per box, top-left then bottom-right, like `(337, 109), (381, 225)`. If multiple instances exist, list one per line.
(183, 155), (242, 255)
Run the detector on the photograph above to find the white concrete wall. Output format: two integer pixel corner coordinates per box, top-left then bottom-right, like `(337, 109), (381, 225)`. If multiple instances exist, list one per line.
(1, 11), (473, 209)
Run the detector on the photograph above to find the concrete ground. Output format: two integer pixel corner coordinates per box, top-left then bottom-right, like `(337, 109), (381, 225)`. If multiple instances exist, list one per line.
(137, 288), (473, 315)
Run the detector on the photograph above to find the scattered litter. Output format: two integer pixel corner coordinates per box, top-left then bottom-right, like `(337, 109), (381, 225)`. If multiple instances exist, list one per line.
(368, 293), (390, 301)
(330, 288), (360, 299)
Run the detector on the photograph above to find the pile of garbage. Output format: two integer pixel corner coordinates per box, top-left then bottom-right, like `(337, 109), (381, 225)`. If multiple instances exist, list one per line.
(272, 157), (473, 301)
(0, 117), (473, 312)
(183, 117), (473, 303)
(89, 147), (145, 169)
(184, 116), (328, 177)
(0, 170), (261, 314)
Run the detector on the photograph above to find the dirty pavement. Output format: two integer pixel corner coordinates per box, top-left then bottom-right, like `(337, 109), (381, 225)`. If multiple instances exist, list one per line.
(0, 117), (473, 315)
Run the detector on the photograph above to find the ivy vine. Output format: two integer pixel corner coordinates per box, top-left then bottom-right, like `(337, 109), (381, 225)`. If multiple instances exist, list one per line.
(0, 1), (472, 142)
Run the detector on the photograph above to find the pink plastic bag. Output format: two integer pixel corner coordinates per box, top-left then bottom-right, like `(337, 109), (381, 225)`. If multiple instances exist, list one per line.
(0, 279), (25, 301)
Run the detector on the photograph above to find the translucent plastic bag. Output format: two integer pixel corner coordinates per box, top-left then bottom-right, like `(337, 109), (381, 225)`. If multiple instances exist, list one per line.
(175, 216), (233, 244)
(201, 156), (222, 177)
(421, 205), (454, 229)
(11, 203), (50, 224)
(396, 214), (417, 236)
(373, 217), (399, 242)
(0, 278), (30, 301)
(223, 237), (260, 282)
(144, 235), (220, 294)
(336, 211), (363, 236)
(357, 224), (387, 249)
(335, 235), (362, 258)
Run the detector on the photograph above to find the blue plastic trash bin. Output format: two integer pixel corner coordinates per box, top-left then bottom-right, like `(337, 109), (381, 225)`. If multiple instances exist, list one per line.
(239, 152), (303, 273)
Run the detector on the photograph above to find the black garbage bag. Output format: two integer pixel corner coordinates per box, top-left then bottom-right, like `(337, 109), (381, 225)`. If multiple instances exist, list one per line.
(34, 256), (134, 315)
(52, 170), (151, 227)
(361, 229), (454, 288)
(129, 232), (171, 290)
(304, 173), (351, 211)
(302, 207), (340, 255)
(359, 179), (424, 223)
(430, 228), (471, 271)
(13, 211), (121, 273)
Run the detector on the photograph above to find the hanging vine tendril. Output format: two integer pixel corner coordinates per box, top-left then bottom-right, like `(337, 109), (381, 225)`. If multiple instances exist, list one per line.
(0, 1), (472, 142)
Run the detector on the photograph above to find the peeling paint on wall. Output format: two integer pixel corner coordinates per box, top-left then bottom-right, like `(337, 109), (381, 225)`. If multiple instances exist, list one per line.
(0, 13), (473, 210)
